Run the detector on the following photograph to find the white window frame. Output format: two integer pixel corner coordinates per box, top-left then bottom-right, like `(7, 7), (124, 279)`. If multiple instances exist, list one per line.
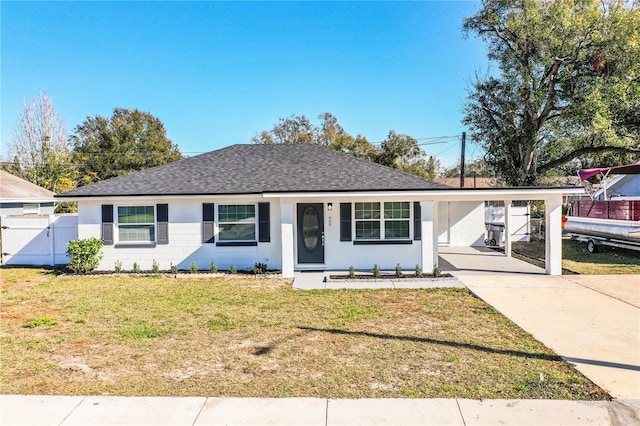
(217, 204), (257, 242)
(354, 201), (411, 241)
(116, 205), (157, 244)
(23, 203), (40, 215)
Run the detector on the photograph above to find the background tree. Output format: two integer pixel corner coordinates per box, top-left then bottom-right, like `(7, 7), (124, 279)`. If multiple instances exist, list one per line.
(252, 113), (438, 178)
(71, 108), (183, 183)
(4, 92), (77, 194)
(463, 0), (640, 185)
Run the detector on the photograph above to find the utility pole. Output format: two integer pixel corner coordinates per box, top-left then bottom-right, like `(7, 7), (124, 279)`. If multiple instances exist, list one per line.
(460, 132), (466, 188)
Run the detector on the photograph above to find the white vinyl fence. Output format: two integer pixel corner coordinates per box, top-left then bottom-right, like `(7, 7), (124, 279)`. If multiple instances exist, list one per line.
(485, 205), (531, 242)
(0, 215), (78, 266)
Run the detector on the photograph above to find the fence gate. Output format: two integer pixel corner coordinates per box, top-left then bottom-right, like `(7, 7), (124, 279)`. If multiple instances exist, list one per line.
(0, 215), (78, 266)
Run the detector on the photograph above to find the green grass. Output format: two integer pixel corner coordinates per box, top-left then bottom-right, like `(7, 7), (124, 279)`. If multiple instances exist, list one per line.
(0, 267), (609, 400)
(513, 238), (640, 274)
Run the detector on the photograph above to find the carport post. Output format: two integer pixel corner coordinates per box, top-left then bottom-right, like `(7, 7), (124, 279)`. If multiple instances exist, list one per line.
(419, 201), (438, 272)
(504, 201), (512, 257)
(280, 202), (294, 279)
(544, 196), (563, 275)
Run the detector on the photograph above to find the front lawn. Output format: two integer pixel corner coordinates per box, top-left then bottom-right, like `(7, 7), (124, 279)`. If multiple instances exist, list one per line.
(0, 268), (607, 400)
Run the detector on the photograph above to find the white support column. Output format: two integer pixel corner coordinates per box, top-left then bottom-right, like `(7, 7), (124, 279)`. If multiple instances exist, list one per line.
(280, 202), (295, 279)
(504, 200), (512, 257)
(432, 201), (439, 267)
(545, 196), (563, 275)
(420, 201), (437, 272)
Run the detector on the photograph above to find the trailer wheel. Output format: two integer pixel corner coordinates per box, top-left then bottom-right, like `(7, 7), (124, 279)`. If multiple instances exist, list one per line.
(587, 239), (599, 254)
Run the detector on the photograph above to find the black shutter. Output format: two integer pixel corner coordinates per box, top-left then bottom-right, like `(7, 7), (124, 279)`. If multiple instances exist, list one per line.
(413, 202), (421, 241)
(101, 204), (114, 245)
(202, 203), (215, 243)
(340, 203), (352, 241)
(157, 204), (169, 245)
(258, 202), (270, 242)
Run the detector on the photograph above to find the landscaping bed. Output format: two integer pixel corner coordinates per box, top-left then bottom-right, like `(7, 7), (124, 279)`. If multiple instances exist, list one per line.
(329, 273), (454, 281)
(0, 267), (609, 400)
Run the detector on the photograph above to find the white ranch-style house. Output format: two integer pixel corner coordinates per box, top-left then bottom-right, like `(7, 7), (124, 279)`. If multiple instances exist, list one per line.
(58, 144), (582, 277)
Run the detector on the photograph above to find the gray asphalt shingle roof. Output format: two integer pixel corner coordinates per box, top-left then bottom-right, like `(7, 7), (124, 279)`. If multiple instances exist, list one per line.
(59, 144), (448, 197)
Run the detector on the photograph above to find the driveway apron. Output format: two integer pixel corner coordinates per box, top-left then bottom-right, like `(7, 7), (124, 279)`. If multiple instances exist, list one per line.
(459, 274), (640, 399)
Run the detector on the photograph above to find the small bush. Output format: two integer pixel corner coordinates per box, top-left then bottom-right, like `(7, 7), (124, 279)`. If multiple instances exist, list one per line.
(170, 263), (178, 274)
(348, 265), (356, 278)
(66, 238), (104, 273)
(372, 264), (381, 278)
(152, 260), (160, 274)
(433, 264), (441, 278)
(395, 263), (403, 277)
(415, 264), (422, 277)
(230, 264), (237, 274)
(132, 262), (141, 274)
(189, 262), (198, 274)
(210, 261), (218, 273)
(253, 262), (267, 275)
(114, 261), (123, 273)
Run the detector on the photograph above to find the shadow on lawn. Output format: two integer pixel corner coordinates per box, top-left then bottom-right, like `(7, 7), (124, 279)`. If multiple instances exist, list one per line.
(297, 326), (562, 362)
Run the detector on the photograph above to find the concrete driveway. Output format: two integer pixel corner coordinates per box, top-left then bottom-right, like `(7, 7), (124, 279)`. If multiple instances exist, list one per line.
(458, 273), (640, 399)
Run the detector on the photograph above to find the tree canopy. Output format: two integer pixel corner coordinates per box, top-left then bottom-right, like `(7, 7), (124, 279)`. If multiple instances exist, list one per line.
(252, 113), (439, 179)
(463, 0), (640, 185)
(71, 108), (183, 184)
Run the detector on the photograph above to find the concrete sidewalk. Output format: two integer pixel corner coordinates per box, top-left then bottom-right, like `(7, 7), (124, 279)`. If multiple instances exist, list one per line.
(2, 395), (638, 425)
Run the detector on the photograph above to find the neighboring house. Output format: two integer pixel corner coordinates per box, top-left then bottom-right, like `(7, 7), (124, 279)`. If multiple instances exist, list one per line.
(58, 144), (579, 276)
(0, 171), (77, 266)
(0, 170), (55, 216)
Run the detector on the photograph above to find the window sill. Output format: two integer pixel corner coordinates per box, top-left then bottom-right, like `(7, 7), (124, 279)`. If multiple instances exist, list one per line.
(114, 243), (157, 248)
(216, 241), (258, 247)
(353, 240), (413, 245)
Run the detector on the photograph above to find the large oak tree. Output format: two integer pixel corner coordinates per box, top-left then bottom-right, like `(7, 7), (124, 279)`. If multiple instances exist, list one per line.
(463, 0), (640, 185)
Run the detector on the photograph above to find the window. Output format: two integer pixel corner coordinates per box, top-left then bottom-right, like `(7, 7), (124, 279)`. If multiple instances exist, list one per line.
(384, 202), (410, 239)
(355, 202), (381, 239)
(117, 206), (155, 243)
(354, 202), (410, 240)
(23, 203), (39, 215)
(218, 204), (256, 241)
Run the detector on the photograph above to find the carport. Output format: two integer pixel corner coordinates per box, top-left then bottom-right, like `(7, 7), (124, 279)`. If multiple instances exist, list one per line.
(419, 187), (584, 276)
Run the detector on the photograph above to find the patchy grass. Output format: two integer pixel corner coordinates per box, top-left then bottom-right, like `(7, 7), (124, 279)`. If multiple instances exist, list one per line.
(513, 238), (640, 274)
(0, 267), (608, 400)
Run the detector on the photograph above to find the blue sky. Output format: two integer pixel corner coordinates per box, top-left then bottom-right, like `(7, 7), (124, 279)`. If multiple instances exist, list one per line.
(1, 1), (488, 168)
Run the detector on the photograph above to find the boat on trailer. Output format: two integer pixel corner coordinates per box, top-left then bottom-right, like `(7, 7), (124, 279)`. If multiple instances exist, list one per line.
(564, 163), (640, 253)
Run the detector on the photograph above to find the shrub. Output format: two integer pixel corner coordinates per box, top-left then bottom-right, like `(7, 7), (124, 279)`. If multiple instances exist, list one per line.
(395, 263), (403, 277)
(210, 261), (218, 273)
(189, 262), (198, 274)
(348, 265), (356, 278)
(372, 264), (381, 278)
(66, 238), (104, 273)
(152, 260), (160, 274)
(132, 262), (141, 273)
(433, 264), (441, 278)
(114, 261), (123, 273)
(230, 264), (237, 274)
(253, 262), (267, 275)
(415, 264), (422, 277)
(170, 263), (178, 274)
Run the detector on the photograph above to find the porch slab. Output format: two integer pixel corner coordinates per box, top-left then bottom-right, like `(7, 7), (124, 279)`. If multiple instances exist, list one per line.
(438, 246), (545, 275)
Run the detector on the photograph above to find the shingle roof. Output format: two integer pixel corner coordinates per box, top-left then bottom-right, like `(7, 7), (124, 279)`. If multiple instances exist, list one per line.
(1, 170), (56, 199)
(59, 144), (449, 198)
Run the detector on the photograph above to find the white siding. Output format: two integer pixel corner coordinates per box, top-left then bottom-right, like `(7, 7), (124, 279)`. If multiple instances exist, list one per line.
(79, 198), (281, 272)
(447, 201), (485, 247)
